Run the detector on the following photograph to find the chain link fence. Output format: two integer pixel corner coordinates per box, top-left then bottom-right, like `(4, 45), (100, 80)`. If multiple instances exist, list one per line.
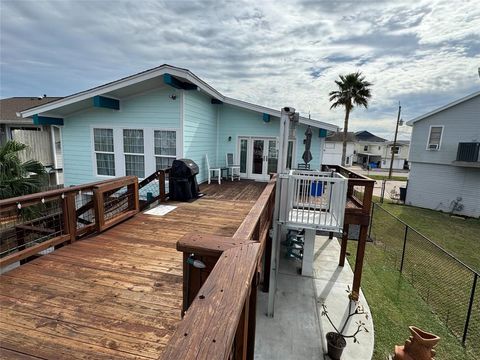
(369, 203), (479, 355)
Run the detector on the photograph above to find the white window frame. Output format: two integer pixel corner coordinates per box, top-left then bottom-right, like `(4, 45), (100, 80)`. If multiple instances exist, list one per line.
(426, 125), (444, 151)
(154, 130), (177, 170)
(93, 128), (116, 177)
(364, 145), (368, 151)
(91, 126), (181, 180)
(123, 129), (145, 178)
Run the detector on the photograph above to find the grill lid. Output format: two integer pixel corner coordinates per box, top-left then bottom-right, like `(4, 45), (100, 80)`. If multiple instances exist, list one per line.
(171, 159), (199, 177)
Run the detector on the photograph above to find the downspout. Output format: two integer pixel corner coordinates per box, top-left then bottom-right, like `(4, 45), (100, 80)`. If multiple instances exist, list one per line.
(216, 106), (220, 165)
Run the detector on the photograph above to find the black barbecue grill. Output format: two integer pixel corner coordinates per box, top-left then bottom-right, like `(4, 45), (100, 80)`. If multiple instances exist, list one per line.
(169, 159), (200, 201)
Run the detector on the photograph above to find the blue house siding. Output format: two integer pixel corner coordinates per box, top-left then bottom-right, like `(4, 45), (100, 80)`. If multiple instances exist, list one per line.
(61, 87), (327, 187)
(218, 104), (325, 170)
(62, 87), (181, 185)
(183, 90), (218, 183)
(295, 123), (325, 170)
(218, 104), (280, 165)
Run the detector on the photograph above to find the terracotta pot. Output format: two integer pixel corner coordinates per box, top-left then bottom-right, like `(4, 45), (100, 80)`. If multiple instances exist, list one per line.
(394, 326), (440, 360)
(326, 332), (346, 360)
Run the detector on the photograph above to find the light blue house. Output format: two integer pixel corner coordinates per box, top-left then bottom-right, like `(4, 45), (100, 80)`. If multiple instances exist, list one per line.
(20, 64), (338, 185)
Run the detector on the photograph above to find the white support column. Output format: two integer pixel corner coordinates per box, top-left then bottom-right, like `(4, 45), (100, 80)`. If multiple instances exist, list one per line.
(267, 174), (284, 317)
(301, 228), (316, 277)
(277, 107), (295, 174)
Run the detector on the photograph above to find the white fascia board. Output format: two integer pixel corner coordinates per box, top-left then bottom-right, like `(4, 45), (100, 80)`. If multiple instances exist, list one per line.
(223, 96), (281, 117)
(224, 97), (338, 131)
(406, 90), (480, 126)
(298, 116), (338, 131)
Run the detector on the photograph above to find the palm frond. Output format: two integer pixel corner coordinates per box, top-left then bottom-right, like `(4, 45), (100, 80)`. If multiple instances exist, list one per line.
(0, 140), (47, 199)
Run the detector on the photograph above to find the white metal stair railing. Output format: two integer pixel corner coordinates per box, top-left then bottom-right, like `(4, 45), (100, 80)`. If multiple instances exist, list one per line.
(278, 170), (348, 232)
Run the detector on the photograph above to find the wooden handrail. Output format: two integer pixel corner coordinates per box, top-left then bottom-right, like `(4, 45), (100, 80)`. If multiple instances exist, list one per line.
(233, 175), (276, 241)
(0, 178), (114, 211)
(165, 175), (277, 360)
(162, 242), (261, 360)
(93, 176), (139, 233)
(0, 176), (140, 267)
(139, 168), (170, 210)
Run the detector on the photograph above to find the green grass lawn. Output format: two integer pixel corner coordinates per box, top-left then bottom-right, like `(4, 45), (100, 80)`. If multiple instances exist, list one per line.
(367, 174), (408, 181)
(347, 242), (478, 360)
(375, 202), (480, 272)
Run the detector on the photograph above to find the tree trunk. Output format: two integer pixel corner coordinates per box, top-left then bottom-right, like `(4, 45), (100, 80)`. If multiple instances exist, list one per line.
(341, 107), (351, 167)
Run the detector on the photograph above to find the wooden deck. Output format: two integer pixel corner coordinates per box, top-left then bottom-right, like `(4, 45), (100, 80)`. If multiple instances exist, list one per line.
(0, 181), (267, 360)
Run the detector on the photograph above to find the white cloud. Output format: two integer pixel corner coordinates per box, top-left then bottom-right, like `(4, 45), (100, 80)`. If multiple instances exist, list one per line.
(0, 0), (479, 140)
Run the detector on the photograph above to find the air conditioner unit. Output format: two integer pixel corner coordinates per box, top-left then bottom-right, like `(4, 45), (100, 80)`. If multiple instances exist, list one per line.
(428, 144), (439, 150)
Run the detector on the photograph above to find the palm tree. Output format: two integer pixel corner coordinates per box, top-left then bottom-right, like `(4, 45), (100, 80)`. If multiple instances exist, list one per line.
(329, 72), (372, 167)
(0, 140), (47, 199)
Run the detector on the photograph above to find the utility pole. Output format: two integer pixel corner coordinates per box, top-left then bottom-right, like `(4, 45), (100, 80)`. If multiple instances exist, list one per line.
(388, 103), (402, 179)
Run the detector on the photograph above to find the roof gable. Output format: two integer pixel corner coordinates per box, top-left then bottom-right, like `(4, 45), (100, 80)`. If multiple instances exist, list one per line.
(325, 131), (356, 142)
(18, 64), (338, 132)
(0, 97), (62, 124)
(354, 130), (387, 142)
(407, 91), (480, 126)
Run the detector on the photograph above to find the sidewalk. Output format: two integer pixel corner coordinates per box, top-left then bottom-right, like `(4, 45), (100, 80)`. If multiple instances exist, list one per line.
(255, 236), (375, 360)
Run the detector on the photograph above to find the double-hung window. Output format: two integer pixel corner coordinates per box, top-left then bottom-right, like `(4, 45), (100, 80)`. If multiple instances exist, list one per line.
(123, 129), (145, 178)
(427, 126), (443, 150)
(94, 128), (115, 176)
(154, 130), (176, 169)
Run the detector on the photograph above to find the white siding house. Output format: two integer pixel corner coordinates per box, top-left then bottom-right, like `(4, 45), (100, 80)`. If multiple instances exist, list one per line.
(323, 132), (356, 166)
(406, 91), (480, 218)
(353, 131), (409, 170)
(0, 97), (64, 185)
(380, 140), (410, 170)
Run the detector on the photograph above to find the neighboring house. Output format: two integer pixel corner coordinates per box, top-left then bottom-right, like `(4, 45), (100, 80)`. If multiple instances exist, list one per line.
(353, 130), (388, 168)
(323, 131), (356, 166)
(19, 64), (338, 186)
(0, 96), (64, 184)
(353, 130), (409, 169)
(380, 140), (410, 170)
(406, 91), (480, 218)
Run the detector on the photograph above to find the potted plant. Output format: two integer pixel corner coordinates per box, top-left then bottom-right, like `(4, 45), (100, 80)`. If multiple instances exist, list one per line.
(321, 288), (369, 360)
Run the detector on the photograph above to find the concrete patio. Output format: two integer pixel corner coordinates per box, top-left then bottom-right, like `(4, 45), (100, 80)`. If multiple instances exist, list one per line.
(255, 235), (374, 360)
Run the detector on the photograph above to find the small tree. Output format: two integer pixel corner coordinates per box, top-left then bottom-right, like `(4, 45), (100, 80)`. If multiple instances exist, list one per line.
(321, 286), (369, 358)
(329, 72), (372, 166)
(0, 140), (47, 199)
(321, 299), (369, 344)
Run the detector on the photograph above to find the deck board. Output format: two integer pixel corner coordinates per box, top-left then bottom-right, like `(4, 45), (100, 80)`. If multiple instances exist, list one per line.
(0, 181), (266, 359)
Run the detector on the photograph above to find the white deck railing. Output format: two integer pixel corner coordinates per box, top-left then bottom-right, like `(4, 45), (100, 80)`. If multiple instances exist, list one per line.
(278, 170), (348, 232)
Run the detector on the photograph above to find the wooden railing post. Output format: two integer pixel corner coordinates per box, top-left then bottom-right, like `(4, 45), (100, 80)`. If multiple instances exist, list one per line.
(234, 295), (250, 360)
(63, 192), (77, 243)
(159, 170), (166, 203)
(93, 188), (105, 233)
(128, 179), (140, 212)
(246, 274), (258, 360)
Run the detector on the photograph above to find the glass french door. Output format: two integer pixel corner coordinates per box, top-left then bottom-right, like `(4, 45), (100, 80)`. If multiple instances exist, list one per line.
(239, 137), (278, 180)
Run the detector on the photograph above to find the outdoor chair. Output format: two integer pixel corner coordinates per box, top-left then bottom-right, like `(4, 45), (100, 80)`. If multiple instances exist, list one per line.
(205, 154), (221, 184)
(225, 153), (241, 181)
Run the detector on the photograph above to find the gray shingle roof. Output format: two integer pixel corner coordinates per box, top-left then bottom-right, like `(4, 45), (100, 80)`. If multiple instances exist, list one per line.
(0, 97), (63, 124)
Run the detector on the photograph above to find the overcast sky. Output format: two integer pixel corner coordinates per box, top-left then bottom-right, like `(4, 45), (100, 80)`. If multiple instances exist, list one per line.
(1, 0), (479, 140)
